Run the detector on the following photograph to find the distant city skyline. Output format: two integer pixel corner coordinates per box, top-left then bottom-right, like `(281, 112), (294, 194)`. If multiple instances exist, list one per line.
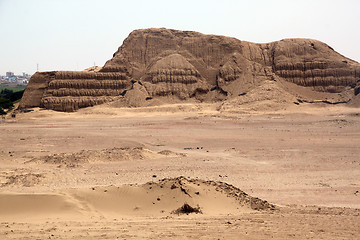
(1, 0), (359, 75)
(2, 71), (30, 76)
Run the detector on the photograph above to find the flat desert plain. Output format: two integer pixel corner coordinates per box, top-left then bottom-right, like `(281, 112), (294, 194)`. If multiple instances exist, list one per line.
(1, 102), (360, 239)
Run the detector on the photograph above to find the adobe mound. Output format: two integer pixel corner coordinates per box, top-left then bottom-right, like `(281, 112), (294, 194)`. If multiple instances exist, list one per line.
(20, 28), (360, 112)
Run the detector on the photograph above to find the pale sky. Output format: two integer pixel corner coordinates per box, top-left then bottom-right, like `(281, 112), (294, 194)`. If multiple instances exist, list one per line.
(0, 0), (359, 75)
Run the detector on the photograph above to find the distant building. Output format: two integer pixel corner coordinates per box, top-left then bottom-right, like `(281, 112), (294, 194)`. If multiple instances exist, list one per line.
(6, 72), (14, 77)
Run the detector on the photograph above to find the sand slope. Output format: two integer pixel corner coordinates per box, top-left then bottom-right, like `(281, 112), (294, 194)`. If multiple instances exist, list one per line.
(0, 177), (275, 222)
(0, 193), (80, 220)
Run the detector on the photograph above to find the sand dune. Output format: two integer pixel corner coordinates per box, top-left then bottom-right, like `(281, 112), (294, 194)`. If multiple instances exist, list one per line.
(70, 177), (274, 217)
(0, 193), (80, 220)
(1, 103), (360, 239)
(0, 177), (274, 222)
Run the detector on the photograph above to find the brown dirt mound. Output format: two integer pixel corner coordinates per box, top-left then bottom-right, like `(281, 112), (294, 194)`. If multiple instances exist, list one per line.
(162, 177), (276, 211)
(219, 80), (297, 113)
(28, 147), (161, 167)
(0, 177), (275, 222)
(69, 176), (276, 217)
(157, 150), (187, 157)
(1, 173), (45, 187)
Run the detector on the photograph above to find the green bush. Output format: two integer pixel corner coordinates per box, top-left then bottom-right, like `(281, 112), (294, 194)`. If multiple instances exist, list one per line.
(0, 89), (24, 102)
(0, 97), (14, 115)
(0, 88), (23, 115)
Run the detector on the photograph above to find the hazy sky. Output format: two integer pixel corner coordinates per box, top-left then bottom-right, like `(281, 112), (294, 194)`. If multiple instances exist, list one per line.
(0, 0), (359, 75)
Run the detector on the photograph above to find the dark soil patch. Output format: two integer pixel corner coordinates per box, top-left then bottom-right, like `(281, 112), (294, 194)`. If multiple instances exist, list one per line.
(172, 203), (202, 215)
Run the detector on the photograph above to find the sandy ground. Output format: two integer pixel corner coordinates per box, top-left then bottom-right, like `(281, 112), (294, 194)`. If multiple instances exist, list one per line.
(1, 102), (360, 239)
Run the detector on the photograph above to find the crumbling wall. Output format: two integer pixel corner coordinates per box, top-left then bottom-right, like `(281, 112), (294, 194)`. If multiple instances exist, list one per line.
(142, 54), (209, 99)
(40, 71), (131, 111)
(20, 70), (131, 112)
(20, 29), (360, 112)
(272, 39), (360, 93)
(19, 71), (56, 109)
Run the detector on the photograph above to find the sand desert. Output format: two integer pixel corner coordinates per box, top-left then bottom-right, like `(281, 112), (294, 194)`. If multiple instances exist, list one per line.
(1, 102), (360, 239)
(1, 28), (360, 239)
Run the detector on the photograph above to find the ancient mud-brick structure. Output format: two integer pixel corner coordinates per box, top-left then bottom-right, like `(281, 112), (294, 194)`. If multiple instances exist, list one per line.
(20, 28), (360, 111)
(20, 68), (131, 112)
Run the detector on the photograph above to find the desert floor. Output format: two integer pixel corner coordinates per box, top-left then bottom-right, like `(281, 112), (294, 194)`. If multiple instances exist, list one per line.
(0, 102), (360, 239)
